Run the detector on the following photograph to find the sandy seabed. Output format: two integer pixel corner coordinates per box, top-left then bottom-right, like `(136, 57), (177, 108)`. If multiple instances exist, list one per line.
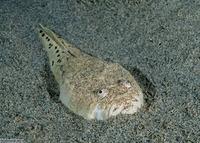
(0, 0), (199, 142)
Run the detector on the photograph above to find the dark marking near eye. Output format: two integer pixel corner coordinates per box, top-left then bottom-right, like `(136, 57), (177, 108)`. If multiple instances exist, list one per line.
(39, 30), (43, 33)
(52, 61), (54, 66)
(56, 50), (59, 53)
(57, 54), (60, 57)
(68, 50), (75, 57)
(117, 80), (122, 83)
(55, 46), (57, 49)
(42, 33), (45, 37)
(47, 39), (50, 41)
(57, 59), (61, 63)
(46, 37), (48, 39)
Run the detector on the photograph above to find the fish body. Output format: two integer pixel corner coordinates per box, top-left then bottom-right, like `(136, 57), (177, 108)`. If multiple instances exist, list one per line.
(38, 24), (144, 120)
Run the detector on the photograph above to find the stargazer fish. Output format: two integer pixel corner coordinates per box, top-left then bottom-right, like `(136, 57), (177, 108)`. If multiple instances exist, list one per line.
(38, 24), (144, 120)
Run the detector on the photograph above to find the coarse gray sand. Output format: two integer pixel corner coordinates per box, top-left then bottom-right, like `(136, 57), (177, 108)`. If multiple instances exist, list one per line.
(0, 0), (199, 142)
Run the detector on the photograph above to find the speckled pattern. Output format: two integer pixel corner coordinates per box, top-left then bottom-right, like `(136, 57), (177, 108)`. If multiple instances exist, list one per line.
(0, 0), (199, 142)
(38, 24), (144, 120)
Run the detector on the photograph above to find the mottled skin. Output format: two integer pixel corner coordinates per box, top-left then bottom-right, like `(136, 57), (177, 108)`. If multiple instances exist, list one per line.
(38, 24), (144, 120)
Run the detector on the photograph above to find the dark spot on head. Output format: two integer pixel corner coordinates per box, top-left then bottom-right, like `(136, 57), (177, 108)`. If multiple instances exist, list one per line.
(57, 59), (61, 63)
(56, 50), (59, 53)
(98, 90), (102, 94)
(47, 39), (50, 41)
(117, 80), (121, 84)
(39, 30), (43, 33)
(55, 46), (57, 49)
(57, 54), (60, 57)
(52, 61), (54, 66)
(42, 33), (45, 37)
(46, 37), (48, 39)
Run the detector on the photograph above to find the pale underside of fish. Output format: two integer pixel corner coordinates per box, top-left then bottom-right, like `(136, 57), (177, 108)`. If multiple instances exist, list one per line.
(38, 24), (144, 120)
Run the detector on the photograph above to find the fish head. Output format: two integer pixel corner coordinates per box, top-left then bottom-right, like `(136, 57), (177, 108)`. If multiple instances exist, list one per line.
(62, 62), (144, 120)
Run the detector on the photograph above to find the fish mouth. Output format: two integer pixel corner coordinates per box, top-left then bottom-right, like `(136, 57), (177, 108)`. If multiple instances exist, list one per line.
(91, 91), (144, 120)
(92, 99), (143, 120)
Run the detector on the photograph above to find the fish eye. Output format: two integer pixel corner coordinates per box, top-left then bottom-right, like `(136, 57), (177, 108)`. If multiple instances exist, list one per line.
(97, 89), (107, 98)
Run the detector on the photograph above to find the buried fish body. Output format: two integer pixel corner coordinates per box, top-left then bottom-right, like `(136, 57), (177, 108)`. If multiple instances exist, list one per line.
(38, 24), (144, 120)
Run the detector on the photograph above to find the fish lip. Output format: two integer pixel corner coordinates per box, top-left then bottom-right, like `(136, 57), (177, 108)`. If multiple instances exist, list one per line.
(91, 104), (109, 120)
(92, 103), (124, 120)
(92, 94), (144, 120)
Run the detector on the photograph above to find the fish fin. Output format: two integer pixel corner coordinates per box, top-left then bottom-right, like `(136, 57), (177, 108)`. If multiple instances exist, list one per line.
(38, 24), (75, 83)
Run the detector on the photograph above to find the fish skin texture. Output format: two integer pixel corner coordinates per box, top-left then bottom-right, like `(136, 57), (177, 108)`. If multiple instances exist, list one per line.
(38, 24), (144, 120)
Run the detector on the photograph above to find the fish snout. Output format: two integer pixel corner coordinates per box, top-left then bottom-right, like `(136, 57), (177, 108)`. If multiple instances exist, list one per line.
(93, 95), (143, 120)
